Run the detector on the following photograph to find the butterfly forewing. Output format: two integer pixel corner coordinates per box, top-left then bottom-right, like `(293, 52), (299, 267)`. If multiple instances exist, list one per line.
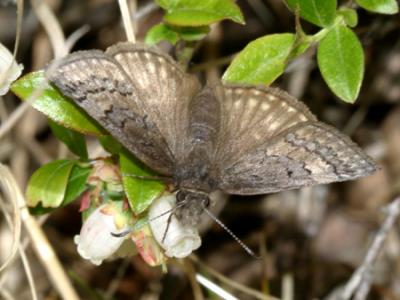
(106, 43), (201, 161)
(46, 49), (175, 174)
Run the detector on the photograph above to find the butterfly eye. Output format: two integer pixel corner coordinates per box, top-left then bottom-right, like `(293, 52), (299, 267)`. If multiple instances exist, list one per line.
(202, 196), (210, 208)
(176, 190), (187, 204)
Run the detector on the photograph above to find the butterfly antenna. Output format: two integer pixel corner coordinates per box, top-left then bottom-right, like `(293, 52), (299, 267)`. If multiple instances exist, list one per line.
(121, 173), (173, 183)
(161, 213), (174, 243)
(202, 207), (260, 259)
(147, 199), (187, 225)
(111, 229), (132, 238)
(112, 199), (189, 239)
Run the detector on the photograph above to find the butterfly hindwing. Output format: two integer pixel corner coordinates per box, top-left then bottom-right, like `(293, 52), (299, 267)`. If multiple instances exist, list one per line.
(46, 49), (175, 174)
(215, 85), (377, 195)
(213, 84), (316, 166)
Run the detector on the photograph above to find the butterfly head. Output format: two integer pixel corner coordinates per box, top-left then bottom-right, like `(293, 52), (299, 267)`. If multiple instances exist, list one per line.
(175, 189), (210, 226)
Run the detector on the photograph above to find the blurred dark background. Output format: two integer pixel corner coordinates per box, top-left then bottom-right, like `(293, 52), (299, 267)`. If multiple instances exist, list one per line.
(0, 0), (399, 299)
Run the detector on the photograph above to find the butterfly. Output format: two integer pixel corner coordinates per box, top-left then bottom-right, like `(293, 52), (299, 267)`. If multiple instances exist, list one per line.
(46, 42), (377, 226)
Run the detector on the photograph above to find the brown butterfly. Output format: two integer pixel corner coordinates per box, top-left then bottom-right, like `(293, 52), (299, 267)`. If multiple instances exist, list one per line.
(46, 42), (377, 226)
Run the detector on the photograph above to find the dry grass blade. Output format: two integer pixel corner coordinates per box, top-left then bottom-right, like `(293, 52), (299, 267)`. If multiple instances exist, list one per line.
(0, 164), (22, 273)
(0, 195), (38, 300)
(30, 0), (66, 58)
(190, 255), (281, 300)
(0, 163), (80, 300)
(118, 0), (136, 42)
(326, 197), (400, 300)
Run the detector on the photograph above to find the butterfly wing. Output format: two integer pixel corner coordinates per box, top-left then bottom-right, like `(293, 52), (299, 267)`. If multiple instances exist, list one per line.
(214, 84), (377, 195)
(46, 43), (199, 175)
(106, 43), (201, 160)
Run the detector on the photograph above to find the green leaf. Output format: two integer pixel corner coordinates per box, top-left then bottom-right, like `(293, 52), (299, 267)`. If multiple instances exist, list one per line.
(317, 25), (364, 103)
(145, 23), (210, 46)
(286, 0), (337, 27)
(63, 164), (92, 206)
(178, 26), (210, 41)
(162, 0), (244, 26)
(48, 120), (88, 159)
(28, 204), (57, 215)
(155, 0), (169, 9)
(120, 150), (166, 214)
(145, 24), (180, 45)
(223, 33), (296, 85)
(99, 135), (122, 155)
(337, 8), (358, 28)
(26, 160), (76, 208)
(355, 0), (398, 14)
(11, 71), (104, 136)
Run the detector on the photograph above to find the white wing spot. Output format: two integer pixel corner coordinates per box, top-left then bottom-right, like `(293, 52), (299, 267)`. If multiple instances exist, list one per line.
(160, 66), (167, 79)
(299, 115), (308, 122)
(269, 122), (279, 131)
(234, 100), (241, 108)
(261, 102), (270, 111)
(268, 95), (277, 101)
(158, 57), (166, 64)
(144, 53), (152, 61)
(235, 89), (244, 95)
(287, 107), (296, 113)
(253, 90), (262, 96)
(148, 62), (156, 73)
(253, 133), (262, 140)
(248, 98), (258, 107)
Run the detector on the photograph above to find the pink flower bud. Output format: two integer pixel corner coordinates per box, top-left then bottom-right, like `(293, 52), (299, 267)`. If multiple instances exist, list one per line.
(131, 224), (166, 266)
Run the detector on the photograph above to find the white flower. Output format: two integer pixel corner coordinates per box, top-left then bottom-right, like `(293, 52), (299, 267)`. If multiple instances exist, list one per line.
(148, 193), (201, 258)
(0, 43), (23, 96)
(74, 203), (130, 265)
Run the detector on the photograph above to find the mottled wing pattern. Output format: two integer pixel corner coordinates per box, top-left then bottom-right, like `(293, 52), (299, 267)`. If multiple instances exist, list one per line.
(46, 49), (175, 174)
(106, 43), (201, 160)
(215, 85), (377, 195)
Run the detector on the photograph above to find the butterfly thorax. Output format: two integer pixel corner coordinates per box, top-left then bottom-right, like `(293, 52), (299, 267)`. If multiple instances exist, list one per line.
(175, 189), (209, 226)
(173, 146), (218, 193)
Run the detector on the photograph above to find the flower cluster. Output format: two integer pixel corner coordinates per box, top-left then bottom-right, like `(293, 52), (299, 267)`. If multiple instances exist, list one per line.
(74, 159), (201, 266)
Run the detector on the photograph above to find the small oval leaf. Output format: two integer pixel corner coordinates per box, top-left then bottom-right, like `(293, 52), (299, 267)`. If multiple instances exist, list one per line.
(355, 0), (398, 14)
(145, 23), (210, 45)
(63, 164), (92, 206)
(317, 25), (365, 103)
(337, 8), (358, 28)
(48, 120), (88, 159)
(145, 24), (179, 45)
(286, 0), (337, 27)
(26, 160), (76, 208)
(11, 71), (104, 136)
(223, 33), (296, 85)
(163, 0), (244, 26)
(120, 150), (166, 214)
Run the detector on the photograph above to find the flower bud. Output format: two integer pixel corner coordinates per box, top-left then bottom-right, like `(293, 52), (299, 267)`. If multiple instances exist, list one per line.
(74, 203), (131, 265)
(0, 43), (23, 96)
(131, 223), (166, 266)
(148, 193), (201, 258)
